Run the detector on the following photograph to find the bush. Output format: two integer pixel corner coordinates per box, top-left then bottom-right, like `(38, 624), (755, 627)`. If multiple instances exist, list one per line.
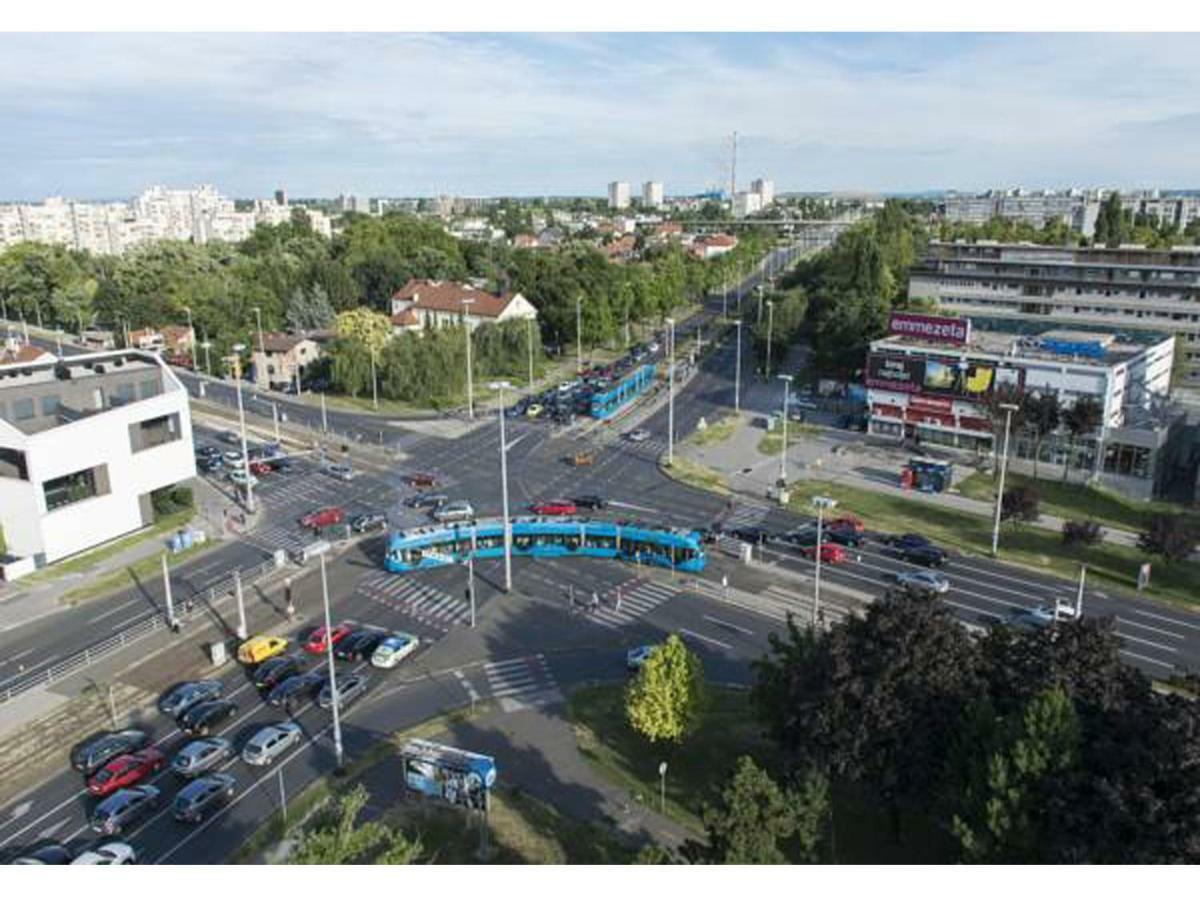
(1062, 519), (1104, 547)
(1138, 514), (1199, 564)
(151, 484), (195, 517)
(1000, 485), (1040, 524)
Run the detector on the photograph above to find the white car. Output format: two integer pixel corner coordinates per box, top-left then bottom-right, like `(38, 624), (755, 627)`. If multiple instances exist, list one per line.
(895, 570), (950, 596)
(71, 842), (137, 865)
(626, 645), (658, 671)
(433, 500), (474, 523)
(228, 469), (258, 488)
(241, 722), (303, 767)
(648, 342), (661, 353)
(371, 632), (420, 669)
(626, 428), (651, 443)
(223, 450), (244, 465)
(557, 381), (574, 394)
(324, 463), (356, 482)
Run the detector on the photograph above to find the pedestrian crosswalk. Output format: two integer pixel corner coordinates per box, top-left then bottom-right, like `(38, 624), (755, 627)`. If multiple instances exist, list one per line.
(581, 577), (680, 629)
(246, 523), (314, 553)
(358, 571), (471, 631)
(481, 654), (560, 712)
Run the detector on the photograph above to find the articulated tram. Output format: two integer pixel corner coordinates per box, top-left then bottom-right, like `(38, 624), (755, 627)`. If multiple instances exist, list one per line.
(384, 517), (705, 574)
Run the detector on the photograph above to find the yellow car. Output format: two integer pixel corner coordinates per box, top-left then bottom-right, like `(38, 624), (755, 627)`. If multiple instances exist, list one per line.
(237, 635), (289, 665)
(525, 403), (543, 418)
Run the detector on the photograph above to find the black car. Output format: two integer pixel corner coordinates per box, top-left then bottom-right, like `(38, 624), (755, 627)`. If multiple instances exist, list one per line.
(158, 680), (223, 718)
(253, 655), (302, 691)
(334, 629), (386, 662)
(889, 532), (932, 550)
(172, 773), (237, 824)
(70, 729), (150, 775)
(216, 430), (239, 445)
(824, 527), (864, 548)
(351, 513), (388, 534)
(198, 456), (224, 474)
(317, 673), (369, 710)
(178, 700), (238, 736)
(695, 525), (722, 545)
(406, 492), (448, 510)
(268, 456), (294, 473)
(267, 672), (326, 710)
(728, 525), (772, 545)
(898, 544), (948, 567)
(571, 495), (606, 510)
(194, 445), (220, 460)
(9, 842), (73, 864)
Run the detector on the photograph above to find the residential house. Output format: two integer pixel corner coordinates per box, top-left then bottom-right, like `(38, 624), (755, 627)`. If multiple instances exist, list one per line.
(391, 308), (421, 335)
(512, 233), (539, 249)
(688, 233), (738, 259)
(127, 328), (165, 352)
(390, 280), (538, 332)
(0, 338), (55, 368)
(602, 234), (637, 263)
(251, 330), (326, 391)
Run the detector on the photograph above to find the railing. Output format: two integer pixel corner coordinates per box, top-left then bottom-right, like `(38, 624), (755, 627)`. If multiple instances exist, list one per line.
(0, 556), (281, 706)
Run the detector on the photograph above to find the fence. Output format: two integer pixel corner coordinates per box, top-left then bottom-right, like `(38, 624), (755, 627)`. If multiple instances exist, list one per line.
(0, 556), (281, 706)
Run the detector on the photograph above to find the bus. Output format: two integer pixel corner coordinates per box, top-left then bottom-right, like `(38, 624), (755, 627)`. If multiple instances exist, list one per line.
(384, 517), (705, 573)
(590, 364), (656, 420)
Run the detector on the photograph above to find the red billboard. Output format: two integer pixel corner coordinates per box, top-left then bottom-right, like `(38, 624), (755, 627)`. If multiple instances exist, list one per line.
(888, 312), (971, 346)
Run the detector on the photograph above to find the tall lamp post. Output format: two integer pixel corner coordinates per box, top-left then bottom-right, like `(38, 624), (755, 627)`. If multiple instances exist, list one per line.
(575, 294), (583, 374)
(369, 348), (379, 411)
(812, 495), (837, 626)
(251, 306), (266, 359)
(182, 305), (195, 365)
(526, 317), (535, 394)
(777, 374), (793, 485)
(319, 552), (344, 771)
(200, 340), (212, 377)
(490, 380), (514, 593)
(658, 761), (668, 814)
(733, 319), (743, 412)
(231, 343), (255, 514)
(991, 403), (1019, 557)
(765, 299), (775, 381)
(461, 298), (475, 419)
(756, 284), (764, 324)
(665, 317), (676, 467)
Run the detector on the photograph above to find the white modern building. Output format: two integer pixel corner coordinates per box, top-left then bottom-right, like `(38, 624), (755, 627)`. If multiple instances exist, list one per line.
(0, 350), (196, 568)
(642, 181), (664, 209)
(733, 190), (763, 218)
(865, 312), (1180, 499)
(607, 182), (631, 210)
(751, 178), (775, 207)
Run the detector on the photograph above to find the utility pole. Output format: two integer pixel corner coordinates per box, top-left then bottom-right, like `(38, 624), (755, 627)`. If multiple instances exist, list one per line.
(812, 496), (837, 626)
(575, 294), (583, 374)
(778, 374), (792, 485)
(666, 317), (676, 466)
(252, 306), (266, 359)
(319, 552), (345, 771)
(161, 554), (176, 627)
(991, 403), (1019, 557)
(321, 392), (328, 432)
(491, 381), (514, 592)
(733, 319), (742, 412)
(467, 551), (476, 628)
(232, 346), (255, 514)
(201, 341), (212, 377)
(526, 317), (535, 394)
(765, 300), (775, 381)
(461, 298), (475, 419)
(370, 350), (378, 411)
(272, 402), (281, 444)
(234, 569), (247, 640)
(183, 305), (194, 364)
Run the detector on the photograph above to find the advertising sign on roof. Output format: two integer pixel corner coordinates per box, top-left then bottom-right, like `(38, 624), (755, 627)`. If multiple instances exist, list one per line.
(888, 313), (971, 346)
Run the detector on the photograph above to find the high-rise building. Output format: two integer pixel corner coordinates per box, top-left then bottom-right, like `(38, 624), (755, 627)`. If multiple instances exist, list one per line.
(607, 182), (631, 210)
(274, 188), (287, 206)
(337, 193), (365, 214)
(733, 191), (762, 218)
(642, 181), (664, 209)
(751, 178), (775, 207)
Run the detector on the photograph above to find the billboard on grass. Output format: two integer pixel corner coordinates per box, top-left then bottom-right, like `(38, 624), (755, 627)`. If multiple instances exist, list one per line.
(401, 738), (496, 811)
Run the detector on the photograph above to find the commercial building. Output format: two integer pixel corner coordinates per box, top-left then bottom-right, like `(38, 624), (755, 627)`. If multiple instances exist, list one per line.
(909, 240), (1200, 390)
(642, 181), (664, 209)
(750, 178), (775, 207)
(733, 191), (763, 219)
(940, 189), (1200, 239)
(390, 280), (538, 331)
(607, 182), (631, 210)
(865, 312), (1181, 499)
(0, 350), (196, 567)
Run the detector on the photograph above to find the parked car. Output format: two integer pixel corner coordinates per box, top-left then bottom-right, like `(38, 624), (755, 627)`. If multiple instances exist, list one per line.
(237, 635), (289, 665)
(172, 774), (237, 824)
(571, 494), (607, 510)
(198, 456), (224, 474)
(334, 629), (387, 662)
(158, 680), (223, 718)
(71, 730), (150, 776)
(405, 472), (438, 488)
(625, 428), (651, 443)
(70, 842), (136, 865)
(895, 570), (951, 596)
(90, 786), (161, 835)
(799, 543), (847, 564)
(370, 632), (419, 669)
(299, 506), (344, 529)
(268, 456), (294, 473)
(241, 722), (303, 767)
(228, 469), (258, 489)
(10, 843), (73, 864)
(171, 737), (233, 779)
(828, 514), (864, 534)
(433, 500), (474, 523)
(324, 462), (356, 482)
(86, 748), (166, 798)
(530, 499), (577, 516)
(406, 492), (448, 510)
(626, 645), (658, 671)
(223, 450), (244, 465)
(317, 673), (370, 710)
(248, 461), (272, 476)
(351, 512), (388, 534)
(267, 673), (326, 710)
(897, 543), (948, 568)
(178, 700), (239, 737)
(303, 622), (354, 654)
(824, 527), (864, 548)
(1006, 605), (1057, 631)
(525, 403), (544, 418)
(728, 525), (772, 545)
(253, 655), (303, 691)
(217, 430), (239, 445)
(194, 444), (220, 459)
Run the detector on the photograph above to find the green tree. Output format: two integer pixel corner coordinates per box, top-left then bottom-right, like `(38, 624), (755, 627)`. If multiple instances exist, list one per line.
(334, 307), (392, 357)
(1000, 484), (1040, 525)
(699, 756), (828, 864)
(1137, 514), (1198, 564)
(288, 785), (422, 865)
(624, 634), (705, 744)
(285, 284), (335, 331)
(1061, 396), (1103, 483)
(1020, 391), (1061, 479)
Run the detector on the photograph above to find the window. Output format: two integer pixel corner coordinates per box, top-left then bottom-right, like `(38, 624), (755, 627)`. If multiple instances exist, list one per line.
(0, 447), (28, 481)
(139, 379), (157, 400)
(130, 413), (180, 453)
(40, 395), (60, 417)
(43, 467), (104, 511)
(12, 398), (34, 421)
(112, 383), (136, 406)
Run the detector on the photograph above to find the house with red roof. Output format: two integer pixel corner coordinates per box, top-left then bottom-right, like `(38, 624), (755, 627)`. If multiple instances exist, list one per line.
(390, 280), (538, 332)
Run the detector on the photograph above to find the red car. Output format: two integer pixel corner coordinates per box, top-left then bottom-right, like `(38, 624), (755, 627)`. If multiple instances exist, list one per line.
(800, 543), (847, 564)
(86, 748), (166, 797)
(406, 473), (438, 488)
(530, 499), (577, 516)
(249, 461), (272, 476)
(828, 515), (864, 534)
(299, 507), (344, 529)
(303, 622), (354, 654)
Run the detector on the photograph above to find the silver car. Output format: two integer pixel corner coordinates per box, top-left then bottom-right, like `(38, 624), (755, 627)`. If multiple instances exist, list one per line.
(895, 570), (950, 596)
(241, 722), (303, 767)
(433, 500), (474, 523)
(324, 463), (356, 482)
(171, 737), (233, 778)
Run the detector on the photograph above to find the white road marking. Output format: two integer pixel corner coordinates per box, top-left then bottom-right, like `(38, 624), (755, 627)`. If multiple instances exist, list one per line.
(1115, 617), (1186, 640)
(701, 615), (754, 636)
(678, 627), (733, 650)
(1123, 607), (1200, 632)
(1118, 649), (1176, 669)
(1115, 632), (1178, 654)
(108, 611), (152, 632)
(86, 598), (142, 624)
(37, 818), (67, 839)
(7, 801), (31, 821)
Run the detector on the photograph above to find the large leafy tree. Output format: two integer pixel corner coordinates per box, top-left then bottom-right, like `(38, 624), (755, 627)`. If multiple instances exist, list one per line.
(624, 634), (705, 744)
(285, 284), (335, 331)
(1137, 514), (1199, 564)
(1061, 396), (1104, 482)
(1019, 391), (1061, 479)
(289, 785), (422, 864)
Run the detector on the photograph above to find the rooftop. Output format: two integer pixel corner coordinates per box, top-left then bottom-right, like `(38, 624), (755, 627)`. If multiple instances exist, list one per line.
(871, 326), (1168, 368)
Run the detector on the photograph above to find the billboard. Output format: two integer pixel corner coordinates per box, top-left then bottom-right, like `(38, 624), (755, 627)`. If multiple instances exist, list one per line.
(888, 312), (971, 346)
(401, 739), (496, 811)
(866, 354), (924, 393)
(868, 354), (1025, 399)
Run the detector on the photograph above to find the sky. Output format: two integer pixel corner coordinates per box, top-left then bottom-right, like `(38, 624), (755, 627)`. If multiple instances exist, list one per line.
(1, 32), (1198, 201)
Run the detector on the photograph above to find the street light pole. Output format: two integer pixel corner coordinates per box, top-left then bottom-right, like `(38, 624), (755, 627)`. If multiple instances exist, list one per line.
(252, 306), (265, 358)
(734, 319), (743, 412)
(991, 403), (1019, 557)
(666, 317), (676, 466)
(778, 374), (793, 484)
(658, 761), (668, 814)
(491, 381), (514, 593)
(575, 294), (583, 374)
(232, 345), (255, 514)
(201, 340), (212, 377)
(319, 552), (345, 771)
(765, 299), (775, 381)
(461, 298), (475, 419)
(370, 350), (378, 411)
(527, 318), (535, 393)
(756, 284), (764, 324)
(183, 305), (194, 365)
(812, 495), (837, 626)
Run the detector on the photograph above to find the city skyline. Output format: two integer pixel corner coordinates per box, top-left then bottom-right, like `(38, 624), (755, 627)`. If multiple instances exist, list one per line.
(2, 32), (1200, 200)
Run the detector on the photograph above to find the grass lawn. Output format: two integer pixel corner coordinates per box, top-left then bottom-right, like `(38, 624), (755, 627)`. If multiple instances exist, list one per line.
(757, 421), (821, 456)
(684, 412), (739, 448)
(59, 532), (221, 606)
(659, 455), (730, 496)
(22, 509), (195, 587)
(956, 471), (1200, 535)
(783, 479), (1200, 610)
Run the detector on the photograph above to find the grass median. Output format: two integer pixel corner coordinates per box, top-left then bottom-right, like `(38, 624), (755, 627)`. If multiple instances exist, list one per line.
(683, 412), (738, 448)
(659, 455), (730, 496)
(782, 479), (1200, 610)
(757, 420), (821, 456)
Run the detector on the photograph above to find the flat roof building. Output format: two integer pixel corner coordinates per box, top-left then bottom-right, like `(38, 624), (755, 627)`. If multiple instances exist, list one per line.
(0, 350), (196, 568)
